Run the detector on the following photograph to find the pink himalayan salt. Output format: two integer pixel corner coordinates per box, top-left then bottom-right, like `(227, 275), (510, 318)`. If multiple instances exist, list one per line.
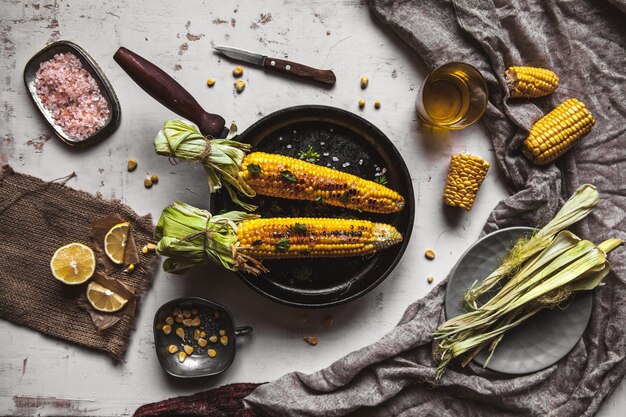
(34, 52), (110, 141)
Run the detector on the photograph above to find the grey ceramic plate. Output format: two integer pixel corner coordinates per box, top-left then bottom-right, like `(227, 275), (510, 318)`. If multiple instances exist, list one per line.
(444, 227), (592, 374)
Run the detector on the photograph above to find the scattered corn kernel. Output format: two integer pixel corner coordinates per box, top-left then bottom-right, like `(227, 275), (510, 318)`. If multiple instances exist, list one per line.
(522, 98), (595, 165)
(127, 159), (137, 172)
(234, 79), (246, 93)
(191, 317), (201, 327)
(198, 338), (208, 348)
(505, 66), (559, 98)
(232, 66), (244, 77)
(175, 327), (185, 338)
(304, 336), (319, 346)
(374, 100), (381, 109)
(219, 329), (226, 336)
(165, 316), (174, 325)
(358, 99), (365, 109)
(150, 175), (159, 184)
(424, 249), (435, 260)
(162, 324), (172, 335)
(178, 351), (187, 363)
(360, 76), (369, 89)
(209, 335), (218, 343)
(144, 177), (153, 188)
(427, 275), (434, 284)
(182, 318), (193, 327)
(175, 314), (184, 323)
(183, 344), (194, 355)
(220, 335), (229, 346)
(443, 153), (490, 211)
(191, 308), (198, 315)
(207, 78), (216, 87)
(183, 310), (191, 318)
(208, 349), (217, 358)
(141, 246), (149, 254)
(194, 329), (201, 340)
(124, 263), (135, 273)
(324, 317), (335, 328)
(168, 344), (179, 354)
(200, 331), (206, 338)
(172, 307), (181, 316)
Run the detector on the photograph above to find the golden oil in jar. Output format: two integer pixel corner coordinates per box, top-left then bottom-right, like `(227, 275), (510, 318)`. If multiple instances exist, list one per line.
(416, 62), (488, 130)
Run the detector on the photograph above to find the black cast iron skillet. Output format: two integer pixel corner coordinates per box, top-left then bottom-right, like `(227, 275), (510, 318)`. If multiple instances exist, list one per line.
(114, 47), (415, 308)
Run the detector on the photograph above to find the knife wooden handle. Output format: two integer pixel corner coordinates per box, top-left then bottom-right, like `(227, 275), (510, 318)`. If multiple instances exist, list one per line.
(264, 57), (336, 86)
(114, 47), (225, 137)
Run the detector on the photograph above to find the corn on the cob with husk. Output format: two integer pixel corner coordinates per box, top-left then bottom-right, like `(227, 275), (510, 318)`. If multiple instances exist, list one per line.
(155, 201), (403, 275)
(443, 154), (490, 211)
(154, 120), (405, 213)
(522, 98), (595, 165)
(240, 152), (404, 214)
(505, 66), (559, 98)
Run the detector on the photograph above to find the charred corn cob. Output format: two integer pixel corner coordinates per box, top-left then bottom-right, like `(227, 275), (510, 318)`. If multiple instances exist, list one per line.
(240, 152), (404, 214)
(237, 217), (402, 259)
(155, 202), (403, 275)
(443, 154), (490, 211)
(522, 98), (595, 165)
(505, 66), (559, 98)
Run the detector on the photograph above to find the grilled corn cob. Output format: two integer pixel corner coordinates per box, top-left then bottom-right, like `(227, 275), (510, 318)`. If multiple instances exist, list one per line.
(522, 98), (595, 165)
(237, 217), (402, 259)
(241, 152), (405, 214)
(155, 201), (403, 275)
(443, 154), (490, 211)
(505, 66), (559, 98)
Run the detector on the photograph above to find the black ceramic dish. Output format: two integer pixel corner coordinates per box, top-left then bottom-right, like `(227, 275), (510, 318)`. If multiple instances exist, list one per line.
(211, 106), (415, 308)
(153, 297), (252, 378)
(114, 48), (415, 308)
(24, 40), (121, 147)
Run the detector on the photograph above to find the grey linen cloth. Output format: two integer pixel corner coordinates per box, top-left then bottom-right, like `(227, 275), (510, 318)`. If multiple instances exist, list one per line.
(245, 0), (626, 416)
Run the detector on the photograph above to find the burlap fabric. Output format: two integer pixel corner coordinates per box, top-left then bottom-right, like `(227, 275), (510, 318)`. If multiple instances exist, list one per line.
(0, 165), (158, 360)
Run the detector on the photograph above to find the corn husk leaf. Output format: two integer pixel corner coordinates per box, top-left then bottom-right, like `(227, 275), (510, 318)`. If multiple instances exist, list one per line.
(463, 184), (600, 310)
(155, 201), (267, 275)
(154, 119), (257, 211)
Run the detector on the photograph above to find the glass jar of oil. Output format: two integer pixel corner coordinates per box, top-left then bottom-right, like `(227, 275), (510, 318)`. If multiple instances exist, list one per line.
(416, 62), (488, 130)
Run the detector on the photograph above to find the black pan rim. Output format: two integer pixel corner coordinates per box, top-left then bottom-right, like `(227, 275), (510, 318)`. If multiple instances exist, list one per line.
(227, 104), (415, 309)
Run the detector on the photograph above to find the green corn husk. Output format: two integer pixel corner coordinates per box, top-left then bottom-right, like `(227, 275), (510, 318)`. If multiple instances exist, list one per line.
(435, 236), (621, 381)
(154, 119), (257, 211)
(463, 184), (600, 310)
(434, 185), (623, 382)
(155, 201), (268, 275)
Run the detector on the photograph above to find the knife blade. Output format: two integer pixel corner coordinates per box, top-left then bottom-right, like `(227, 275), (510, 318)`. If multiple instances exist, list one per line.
(214, 45), (336, 86)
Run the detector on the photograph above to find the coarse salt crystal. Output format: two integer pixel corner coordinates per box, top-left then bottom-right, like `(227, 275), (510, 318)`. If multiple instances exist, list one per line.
(34, 52), (109, 141)
(332, 157), (339, 162)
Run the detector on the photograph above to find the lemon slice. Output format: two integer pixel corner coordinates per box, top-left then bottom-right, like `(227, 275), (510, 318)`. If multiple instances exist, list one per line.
(86, 281), (129, 312)
(104, 221), (130, 265)
(50, 243), (96, 285)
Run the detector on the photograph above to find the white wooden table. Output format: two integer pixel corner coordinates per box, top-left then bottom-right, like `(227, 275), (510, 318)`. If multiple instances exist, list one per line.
(0, 1), (623, 415)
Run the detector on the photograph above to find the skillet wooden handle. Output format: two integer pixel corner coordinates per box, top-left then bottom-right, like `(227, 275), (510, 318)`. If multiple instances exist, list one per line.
(263, 57), (336, 86)
(113, 47), (225, 137)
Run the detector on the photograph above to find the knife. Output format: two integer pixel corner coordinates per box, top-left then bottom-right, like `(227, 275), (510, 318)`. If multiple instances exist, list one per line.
(214, 45), (336, 86)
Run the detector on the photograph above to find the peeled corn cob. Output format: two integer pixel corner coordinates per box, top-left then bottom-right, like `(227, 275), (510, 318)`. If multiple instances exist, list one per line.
(237, 217), (402, 259)
(505, 66), (559, 98)
(241, 152), (405, 214)
(443, 154), (490, 211)
(155, 121), (405, 213)
(522, 98), (595, 165)
(155, 201), (403, 275)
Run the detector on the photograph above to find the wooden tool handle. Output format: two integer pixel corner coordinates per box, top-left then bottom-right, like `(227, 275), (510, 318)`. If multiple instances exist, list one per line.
(263, 57), (336, 86)
(113, 47), (225, 137)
